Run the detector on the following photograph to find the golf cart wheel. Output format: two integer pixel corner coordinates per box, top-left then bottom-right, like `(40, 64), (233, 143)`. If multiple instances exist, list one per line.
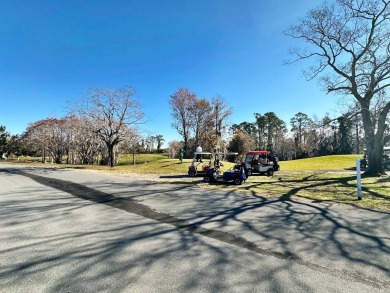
(234, 178), (242, 185)
(267, 169), (274, 177)
(188, 171), (196, 177)
(204, 176), (210, 183)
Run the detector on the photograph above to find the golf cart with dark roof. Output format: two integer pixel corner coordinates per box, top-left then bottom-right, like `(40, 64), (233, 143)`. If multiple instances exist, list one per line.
(244, 150), (279, 176)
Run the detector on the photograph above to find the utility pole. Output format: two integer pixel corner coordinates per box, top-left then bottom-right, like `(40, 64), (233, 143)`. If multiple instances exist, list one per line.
(215, 104), (220, 153)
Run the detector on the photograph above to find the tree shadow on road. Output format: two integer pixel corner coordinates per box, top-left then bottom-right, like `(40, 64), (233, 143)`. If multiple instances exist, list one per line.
(1, 167), (389, 291)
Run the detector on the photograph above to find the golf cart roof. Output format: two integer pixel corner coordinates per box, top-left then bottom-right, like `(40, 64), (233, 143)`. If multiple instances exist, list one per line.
(246, 151), (270, 155)
(219, 152), (238, 156)
(194, 152), (212, 155)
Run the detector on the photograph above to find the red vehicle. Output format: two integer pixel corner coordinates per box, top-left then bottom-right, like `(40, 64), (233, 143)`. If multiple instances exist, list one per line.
(244, 151), (280, 176)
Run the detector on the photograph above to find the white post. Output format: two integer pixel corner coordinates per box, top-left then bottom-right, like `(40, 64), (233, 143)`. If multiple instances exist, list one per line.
(356, 159), (363, 200)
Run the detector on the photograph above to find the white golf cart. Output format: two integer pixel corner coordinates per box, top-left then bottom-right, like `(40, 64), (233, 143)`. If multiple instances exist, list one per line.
(244, 150), (280, 176)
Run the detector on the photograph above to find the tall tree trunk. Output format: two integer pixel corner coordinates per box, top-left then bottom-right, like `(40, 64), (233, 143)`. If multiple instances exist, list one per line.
(42, 148), (46, 163)
(107, 144), (115, 167)
(365, 143), (384, 176)
(361, 105), (384, 175)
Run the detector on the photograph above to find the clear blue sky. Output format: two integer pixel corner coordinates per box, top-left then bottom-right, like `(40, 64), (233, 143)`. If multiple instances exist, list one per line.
(0, 0), (341, 144)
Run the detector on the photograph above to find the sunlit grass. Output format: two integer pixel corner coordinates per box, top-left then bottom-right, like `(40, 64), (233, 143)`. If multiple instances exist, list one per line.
(280, 154), (362, 171)
(117, 153), (168, 165)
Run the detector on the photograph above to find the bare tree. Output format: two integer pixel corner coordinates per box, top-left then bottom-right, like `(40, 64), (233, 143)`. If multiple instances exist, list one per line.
(46, 118), (67, 164)
(285, 0), (390, 175)
(73, 86), (144, 167)
(167, 140), (182, 159)
(117, 126), (140, 165)
(189, 98), (213, 147)
(169, 88), (196, 156)
(212, 96), (232, 152)
(144, 135), (155, 153)
(273, 130), (295, 161)
(23, 119), (53, 163)
(67, 116), (102, 165)
(170, 90), (232, 155)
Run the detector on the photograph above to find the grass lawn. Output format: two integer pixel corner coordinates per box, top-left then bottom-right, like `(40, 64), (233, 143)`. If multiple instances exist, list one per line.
(2, 154), (389, 211)
(280, 154), (362, 171)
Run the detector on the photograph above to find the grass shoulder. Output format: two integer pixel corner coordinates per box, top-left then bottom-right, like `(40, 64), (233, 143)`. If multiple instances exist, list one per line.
(2, 154), (389, 211)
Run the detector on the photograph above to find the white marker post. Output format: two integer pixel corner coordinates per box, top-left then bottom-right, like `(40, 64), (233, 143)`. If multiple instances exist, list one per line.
(356, 159), (363, 200)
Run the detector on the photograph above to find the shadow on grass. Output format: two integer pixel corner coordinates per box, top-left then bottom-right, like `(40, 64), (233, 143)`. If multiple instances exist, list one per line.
(159, 175), (190, 179)
(244, 174), (389, 210)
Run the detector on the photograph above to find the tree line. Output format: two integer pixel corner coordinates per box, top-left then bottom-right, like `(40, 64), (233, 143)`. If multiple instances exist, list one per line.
(0, 84), (388, 174)
(0, 87), (148, 167)
(0, 84), (387, 171)
(228, 112), (367, 161)
(167, 89), (370, 161)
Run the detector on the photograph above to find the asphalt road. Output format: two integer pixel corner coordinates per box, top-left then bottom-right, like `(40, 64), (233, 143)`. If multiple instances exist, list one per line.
(0, 164), (389, 292)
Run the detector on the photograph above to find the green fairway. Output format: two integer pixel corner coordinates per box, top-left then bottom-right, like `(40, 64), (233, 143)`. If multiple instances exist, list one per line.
(279, 154), (362, 171)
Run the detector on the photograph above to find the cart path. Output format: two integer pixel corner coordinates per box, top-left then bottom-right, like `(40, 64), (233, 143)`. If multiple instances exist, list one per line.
(12, 168), (388, 290)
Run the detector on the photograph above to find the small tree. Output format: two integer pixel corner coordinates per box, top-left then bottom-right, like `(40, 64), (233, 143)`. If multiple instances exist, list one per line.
(227, 130), (256, 158)
(155, 135), (165, 153)
(168, 140), (182, 159)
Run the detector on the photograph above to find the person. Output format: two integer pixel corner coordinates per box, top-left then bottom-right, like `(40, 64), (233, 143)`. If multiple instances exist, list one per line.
(179, 148), (184, 164)
(361, 154), (367, 168)
(240, 161), (249, 180)
(195, 145), (202, 162)
(271, 155), (279, 171)
(213, 154), (223, 168)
